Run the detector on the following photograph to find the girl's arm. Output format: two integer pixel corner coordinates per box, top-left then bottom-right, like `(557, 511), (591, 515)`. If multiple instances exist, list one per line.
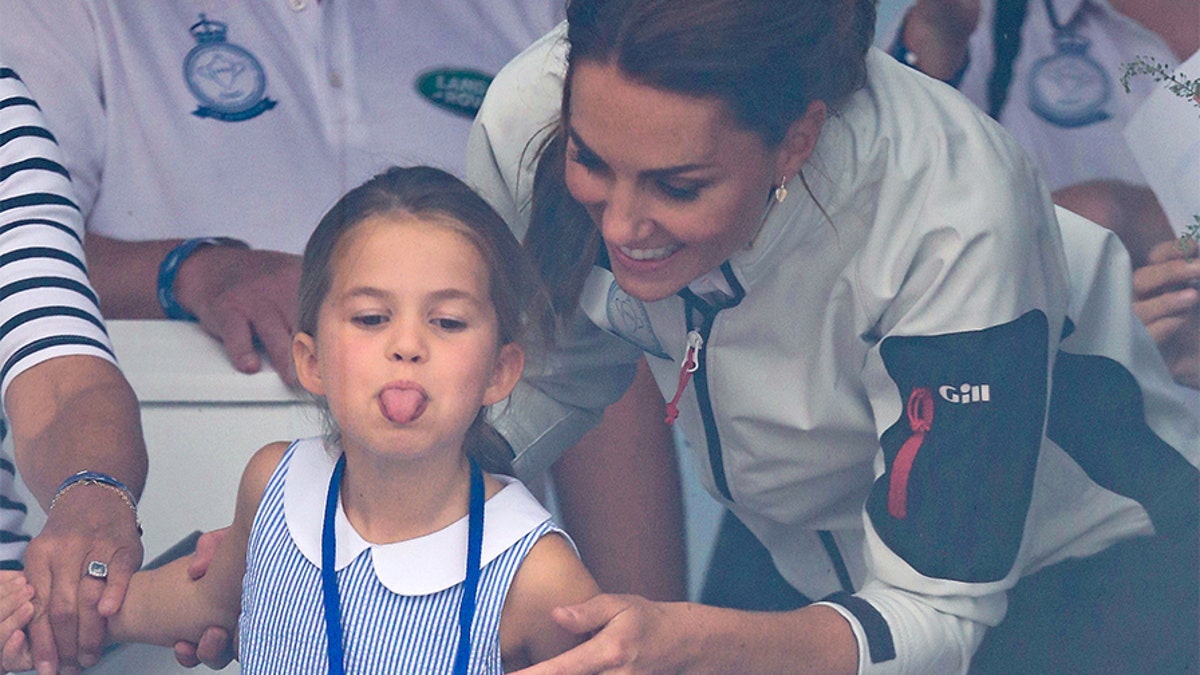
(106, 442), (288, 647)
(500, 532), (601, 669)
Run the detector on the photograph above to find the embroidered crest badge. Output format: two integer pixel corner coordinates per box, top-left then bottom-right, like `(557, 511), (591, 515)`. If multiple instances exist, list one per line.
(183, 14), (277, 122)
(1027, 33), (1111, 128)
(606, 282), (669, 359)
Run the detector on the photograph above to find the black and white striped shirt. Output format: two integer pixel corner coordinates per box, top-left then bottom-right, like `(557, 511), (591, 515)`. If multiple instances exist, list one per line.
(0, 67), (117, 565)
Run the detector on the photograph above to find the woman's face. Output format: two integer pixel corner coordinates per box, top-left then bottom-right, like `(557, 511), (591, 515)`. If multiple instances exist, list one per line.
(564, 61), (821, 302)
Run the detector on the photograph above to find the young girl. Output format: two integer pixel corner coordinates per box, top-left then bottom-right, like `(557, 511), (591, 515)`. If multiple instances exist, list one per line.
(3, 166), (599, 673)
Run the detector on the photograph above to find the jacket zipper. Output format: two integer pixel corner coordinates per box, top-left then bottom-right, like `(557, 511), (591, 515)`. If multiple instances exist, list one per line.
(690, 303), (732, 501)
(677, 262), (744, 503)
(665, 330), (703, 425)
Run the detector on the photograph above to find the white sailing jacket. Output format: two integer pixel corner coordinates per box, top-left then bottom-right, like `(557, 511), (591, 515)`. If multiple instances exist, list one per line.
(468, 25), (1198, 674)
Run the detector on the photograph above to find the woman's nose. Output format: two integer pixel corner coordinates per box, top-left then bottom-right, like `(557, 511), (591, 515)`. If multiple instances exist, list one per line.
(598, 181), (653, 244)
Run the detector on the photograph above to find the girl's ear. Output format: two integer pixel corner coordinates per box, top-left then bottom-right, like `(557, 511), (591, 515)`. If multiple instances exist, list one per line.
(293, 332), (325, 396)
(483, 342), (525, 406)
(776, 100), (827, 179)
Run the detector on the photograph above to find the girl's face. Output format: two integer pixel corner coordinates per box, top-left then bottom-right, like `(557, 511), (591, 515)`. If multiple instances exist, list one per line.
(293, 214), (523, 462)
(564, 61), (824, 302)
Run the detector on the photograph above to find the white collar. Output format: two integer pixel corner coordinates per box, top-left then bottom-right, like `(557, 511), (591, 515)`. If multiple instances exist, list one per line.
(282, 438), (552, 596)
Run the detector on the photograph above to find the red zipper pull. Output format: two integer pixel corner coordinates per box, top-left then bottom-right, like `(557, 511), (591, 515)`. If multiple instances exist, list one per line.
(664, 330), (703, 426)
(887, 387), (934, 519)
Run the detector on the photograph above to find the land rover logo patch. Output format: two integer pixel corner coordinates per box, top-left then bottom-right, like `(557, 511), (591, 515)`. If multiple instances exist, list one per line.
(416, 69), (493, 118)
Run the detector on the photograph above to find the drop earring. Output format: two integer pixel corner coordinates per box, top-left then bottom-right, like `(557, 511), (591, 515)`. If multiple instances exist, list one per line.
(773, 176), (789, 204)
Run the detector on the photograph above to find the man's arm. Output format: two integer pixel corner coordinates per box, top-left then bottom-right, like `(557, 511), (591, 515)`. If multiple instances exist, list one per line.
(85, 233), (303, 385)
(1051, 180), (1175, 268)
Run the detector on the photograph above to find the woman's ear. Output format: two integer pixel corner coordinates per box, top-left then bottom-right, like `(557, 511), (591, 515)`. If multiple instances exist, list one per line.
(777, 100), (827, 178)
(483, 342), (525, 406)
(293, 332), (325, 396)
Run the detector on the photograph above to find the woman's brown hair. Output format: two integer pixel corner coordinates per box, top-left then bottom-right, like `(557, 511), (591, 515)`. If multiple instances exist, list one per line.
(525, 0), (876, 315)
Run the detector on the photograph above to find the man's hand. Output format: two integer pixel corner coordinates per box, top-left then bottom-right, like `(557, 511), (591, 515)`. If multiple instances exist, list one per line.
(1134, 239), (1200, 389)
(174, 247), (303, 386)
(22, 488), (142, 674)
(173, 528), (236, 669)
(902, 0), (980, 81)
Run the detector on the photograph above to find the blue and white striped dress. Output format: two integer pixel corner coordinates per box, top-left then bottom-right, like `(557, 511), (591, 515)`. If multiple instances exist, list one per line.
(239, 438), (564, 674)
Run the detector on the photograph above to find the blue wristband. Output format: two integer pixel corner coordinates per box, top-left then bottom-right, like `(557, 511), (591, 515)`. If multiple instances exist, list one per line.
(157, 237), (248, 321)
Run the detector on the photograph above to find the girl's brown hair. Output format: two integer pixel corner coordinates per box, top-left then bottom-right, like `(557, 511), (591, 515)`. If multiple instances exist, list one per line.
(298, 165), (544, 475)
(525, 0), (876, 315)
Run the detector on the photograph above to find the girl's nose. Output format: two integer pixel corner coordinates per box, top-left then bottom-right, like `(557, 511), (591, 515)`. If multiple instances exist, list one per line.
(387, 322), (427, 363)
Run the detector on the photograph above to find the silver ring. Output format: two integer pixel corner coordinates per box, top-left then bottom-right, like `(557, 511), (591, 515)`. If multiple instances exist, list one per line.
(85, 560), (108, 580)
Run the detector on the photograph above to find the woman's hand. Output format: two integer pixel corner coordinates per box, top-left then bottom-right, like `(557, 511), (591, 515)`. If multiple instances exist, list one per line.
(511, 594), (697, 674)
(1133, 238), (1200, 389)
(511, 594), (857, 674)
(22, 487), (143, 674)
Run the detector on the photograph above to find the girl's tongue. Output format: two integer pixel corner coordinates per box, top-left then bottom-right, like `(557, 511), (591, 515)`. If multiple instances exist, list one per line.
(379, 386), (427, 424)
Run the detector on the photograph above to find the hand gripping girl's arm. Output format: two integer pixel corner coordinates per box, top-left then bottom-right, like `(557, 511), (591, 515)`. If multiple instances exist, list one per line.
(499, 532), (601, 670)
(105, 442), (288, 647)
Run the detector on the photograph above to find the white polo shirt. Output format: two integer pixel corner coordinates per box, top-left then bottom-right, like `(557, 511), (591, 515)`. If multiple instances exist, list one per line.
(884, 0), (1179, 192)
(0, 0), (564, 252)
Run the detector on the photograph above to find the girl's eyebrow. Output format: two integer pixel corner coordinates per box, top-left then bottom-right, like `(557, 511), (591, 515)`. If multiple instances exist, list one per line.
(566, 127), (711, 178)
(341, 286), (487, 307)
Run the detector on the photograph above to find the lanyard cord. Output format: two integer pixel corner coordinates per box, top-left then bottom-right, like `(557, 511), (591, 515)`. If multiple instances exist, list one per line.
(1043, 0), (1080, 35)
(455, 460), (485, 674)
(321, 455), (485, 674)
(321, 454), (348, 675)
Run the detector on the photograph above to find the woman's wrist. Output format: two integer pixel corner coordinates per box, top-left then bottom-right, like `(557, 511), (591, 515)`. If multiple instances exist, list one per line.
(697, 603), (858, 674)
(49, 470), (142, 535)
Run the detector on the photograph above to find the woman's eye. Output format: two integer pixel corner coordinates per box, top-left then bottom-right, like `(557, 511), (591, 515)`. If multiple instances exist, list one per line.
(657, 180), (702, 202)
(432, 317), (467, 331)
(352, 314), (387, 327)
(568, 146), (605, 173)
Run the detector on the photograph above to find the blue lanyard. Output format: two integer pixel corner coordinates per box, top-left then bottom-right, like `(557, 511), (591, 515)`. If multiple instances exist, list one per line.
(321, 455), (485, 675)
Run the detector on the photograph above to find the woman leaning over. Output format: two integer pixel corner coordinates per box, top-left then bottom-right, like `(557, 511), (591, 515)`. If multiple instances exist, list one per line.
(468, 0), (1198, 672)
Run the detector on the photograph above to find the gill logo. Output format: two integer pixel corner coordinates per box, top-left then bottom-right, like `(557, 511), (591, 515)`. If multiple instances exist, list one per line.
(938, 383), (990, 404)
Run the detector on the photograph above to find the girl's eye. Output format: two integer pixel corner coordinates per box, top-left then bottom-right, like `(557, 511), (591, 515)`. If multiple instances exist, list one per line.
(432, 317), (467, 331)
(352, 314), (388, 327)
(657, 180), (702, 202)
